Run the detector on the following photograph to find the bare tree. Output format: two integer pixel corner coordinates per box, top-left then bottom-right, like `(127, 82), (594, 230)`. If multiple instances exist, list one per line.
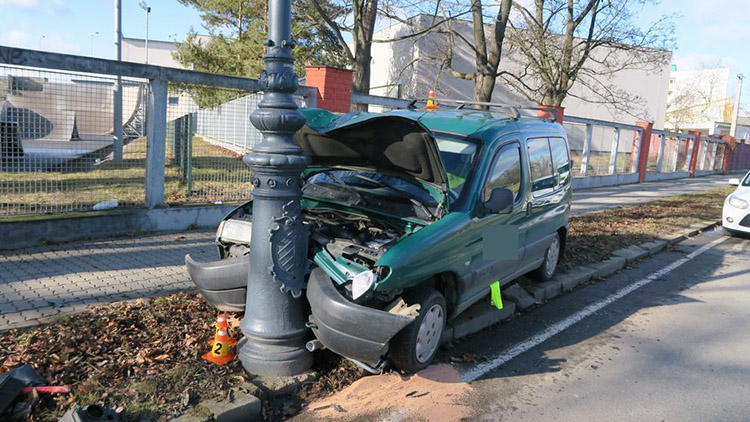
(666, 64), (730, 131)
(501, 0), (674, 114)
(436, 0), (513, 102)
(310, 0), (454, 109)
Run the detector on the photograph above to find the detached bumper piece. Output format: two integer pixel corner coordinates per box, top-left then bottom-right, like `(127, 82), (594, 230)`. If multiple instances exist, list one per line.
(185, 254), (248, 312)
(306, 268), (415, 365)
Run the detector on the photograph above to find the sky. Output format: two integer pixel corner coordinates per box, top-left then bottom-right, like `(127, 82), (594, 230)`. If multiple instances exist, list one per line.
(0, 0), (748, 108)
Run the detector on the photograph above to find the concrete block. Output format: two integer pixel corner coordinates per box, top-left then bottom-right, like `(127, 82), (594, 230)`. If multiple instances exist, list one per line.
(589, 256), (627, 279)
(249, 371), (318, 396)
(502, 283), (536, 310)
(520, 283), (545, 303)
(612, 245), (648, 264)
(639, 240), (667, 255)
(536, 280), (563, 300)
(451, 300), (516, 341)
(176, 392), (261, 422)
(556, 266), (596, 292)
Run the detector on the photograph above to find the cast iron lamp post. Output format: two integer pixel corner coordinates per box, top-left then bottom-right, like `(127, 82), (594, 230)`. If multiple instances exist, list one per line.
(239, 0), (313, 376)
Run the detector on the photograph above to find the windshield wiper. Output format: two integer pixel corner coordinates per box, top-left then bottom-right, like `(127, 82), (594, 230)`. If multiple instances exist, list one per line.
(327, 173), (365, 205)
(351, 174), (435, 220)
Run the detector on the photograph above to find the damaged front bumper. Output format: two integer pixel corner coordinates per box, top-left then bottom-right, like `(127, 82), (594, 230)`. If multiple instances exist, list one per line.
(185, 254), (248, 312)
(306, 267), (415, 365)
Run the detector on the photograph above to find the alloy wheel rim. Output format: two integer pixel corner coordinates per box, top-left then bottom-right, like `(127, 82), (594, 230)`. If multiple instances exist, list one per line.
(545, 237), (560, 277)
(415, 303), (444, 363)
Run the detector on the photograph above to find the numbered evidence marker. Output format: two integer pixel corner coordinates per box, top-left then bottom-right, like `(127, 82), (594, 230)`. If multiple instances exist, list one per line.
(203, 328), (235, 365)
(209, 314), (237, 347)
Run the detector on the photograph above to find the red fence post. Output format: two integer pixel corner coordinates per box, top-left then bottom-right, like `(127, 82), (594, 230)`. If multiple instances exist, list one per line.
(304, 66), (353, 113)
(688, 131), (702, 177)
(633, 122), (653, 183)
(538, 105), (565, 123)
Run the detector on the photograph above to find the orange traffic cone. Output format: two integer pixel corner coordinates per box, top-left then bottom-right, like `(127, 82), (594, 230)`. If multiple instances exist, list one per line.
(424, 90), (440, 110)
(203, 328), (235, 365)
(209, 314), (237, 346)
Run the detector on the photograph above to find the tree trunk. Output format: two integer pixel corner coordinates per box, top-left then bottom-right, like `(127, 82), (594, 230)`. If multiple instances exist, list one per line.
(473, 72), (496, 104)
(351, 0), (378, 112)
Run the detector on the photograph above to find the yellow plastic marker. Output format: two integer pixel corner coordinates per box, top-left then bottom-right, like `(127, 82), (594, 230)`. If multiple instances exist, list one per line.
(490, 281), (503, 309)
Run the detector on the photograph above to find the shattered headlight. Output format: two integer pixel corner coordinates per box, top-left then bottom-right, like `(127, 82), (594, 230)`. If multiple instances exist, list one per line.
(352, 270), (378, 300)
(729, 195), (748, 210)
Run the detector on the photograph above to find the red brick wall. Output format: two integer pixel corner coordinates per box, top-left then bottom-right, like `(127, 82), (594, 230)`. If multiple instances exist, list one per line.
(304, 66), (353, 113)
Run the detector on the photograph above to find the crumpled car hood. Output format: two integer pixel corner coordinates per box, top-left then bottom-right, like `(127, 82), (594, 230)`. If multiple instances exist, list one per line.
(294, 109), (447, 192)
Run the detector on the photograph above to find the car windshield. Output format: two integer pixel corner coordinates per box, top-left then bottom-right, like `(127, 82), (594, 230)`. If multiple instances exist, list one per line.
(435, 136), (479, 202)
(743, 172), (750, 186)
(306, 170), (437, 206)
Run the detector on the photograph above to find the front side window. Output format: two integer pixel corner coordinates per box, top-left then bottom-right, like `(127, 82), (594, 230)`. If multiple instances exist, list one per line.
(527, 138), (555, 197)
(484, 144), (522, 202)
(549, 137), (571, 187)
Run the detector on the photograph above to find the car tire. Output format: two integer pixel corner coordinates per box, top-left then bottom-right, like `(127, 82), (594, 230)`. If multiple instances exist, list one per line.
(389, 288), (446, 373)
(530, 232), (561, 282)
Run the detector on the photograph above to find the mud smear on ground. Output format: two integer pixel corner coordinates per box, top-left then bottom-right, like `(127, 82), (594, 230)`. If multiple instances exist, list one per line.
(297, 363), (473, 422)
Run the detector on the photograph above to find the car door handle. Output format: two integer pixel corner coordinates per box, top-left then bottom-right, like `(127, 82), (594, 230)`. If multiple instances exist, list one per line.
(526, 202), (532, 216)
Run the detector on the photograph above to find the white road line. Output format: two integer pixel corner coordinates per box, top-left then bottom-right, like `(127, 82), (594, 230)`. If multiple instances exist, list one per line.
(461, 236), (728, 382)
(732, 239), (749, 252)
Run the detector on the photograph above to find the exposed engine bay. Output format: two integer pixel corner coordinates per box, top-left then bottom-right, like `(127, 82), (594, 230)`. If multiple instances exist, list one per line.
(307, 209), (401, 267)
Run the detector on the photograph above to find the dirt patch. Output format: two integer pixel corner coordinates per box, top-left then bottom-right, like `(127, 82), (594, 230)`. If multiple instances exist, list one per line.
(562, 187), (732, 270)
(298, 364), (473, 422)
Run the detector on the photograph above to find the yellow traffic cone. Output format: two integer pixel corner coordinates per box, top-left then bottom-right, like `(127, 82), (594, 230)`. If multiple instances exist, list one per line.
(203, 328), (235, 366)
(208, 314), (237, 346)
(424, 90), (440, 110)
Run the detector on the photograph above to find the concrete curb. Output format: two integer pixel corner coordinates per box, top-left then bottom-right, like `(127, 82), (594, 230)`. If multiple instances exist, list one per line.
(447, 220), (723, 344)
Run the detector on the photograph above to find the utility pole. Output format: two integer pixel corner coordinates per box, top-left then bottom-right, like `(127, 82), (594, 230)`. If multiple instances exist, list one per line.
(730, 73), (744, 138)
(113, 0), (123, 163)
(90, 32), (99, 56)
(239, 0), (312, 376)
(139, 1), (151, 64)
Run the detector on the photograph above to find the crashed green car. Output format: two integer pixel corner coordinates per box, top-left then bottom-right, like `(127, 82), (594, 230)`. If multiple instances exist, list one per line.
(186, 107), (572, 372)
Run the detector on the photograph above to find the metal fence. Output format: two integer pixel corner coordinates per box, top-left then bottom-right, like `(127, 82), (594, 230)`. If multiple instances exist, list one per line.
(0, 47), (316, 218)
(0, 65), (147, 216)
(562, 117), (641, 177)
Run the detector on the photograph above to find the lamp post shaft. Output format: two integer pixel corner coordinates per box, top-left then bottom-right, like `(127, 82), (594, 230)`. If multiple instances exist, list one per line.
(239, 0), (312, 376)
(145, 10), (149, 64)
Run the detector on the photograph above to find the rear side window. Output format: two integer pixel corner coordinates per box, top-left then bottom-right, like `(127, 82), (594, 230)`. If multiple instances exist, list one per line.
(527, 138), (555, 197)
(549, 137), (571, 187)
(484, 144), (522, 202)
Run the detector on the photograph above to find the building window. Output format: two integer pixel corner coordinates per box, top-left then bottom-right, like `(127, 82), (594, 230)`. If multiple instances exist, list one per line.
(168, 97), (179, 105)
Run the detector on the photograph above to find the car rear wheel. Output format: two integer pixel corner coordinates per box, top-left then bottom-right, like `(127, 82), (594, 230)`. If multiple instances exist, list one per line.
(530, 233), (561, 282)
(389, 289), (446, 373)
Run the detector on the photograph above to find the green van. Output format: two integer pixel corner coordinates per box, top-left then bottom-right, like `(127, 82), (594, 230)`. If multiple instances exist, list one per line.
(186, 107), (572, 372)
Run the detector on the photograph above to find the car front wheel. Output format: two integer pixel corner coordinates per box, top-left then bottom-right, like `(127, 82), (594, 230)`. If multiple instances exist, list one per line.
(389, 289), (446, 373)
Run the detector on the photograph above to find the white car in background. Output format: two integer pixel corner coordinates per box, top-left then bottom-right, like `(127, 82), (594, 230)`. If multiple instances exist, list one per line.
(723, 171), (750, 236)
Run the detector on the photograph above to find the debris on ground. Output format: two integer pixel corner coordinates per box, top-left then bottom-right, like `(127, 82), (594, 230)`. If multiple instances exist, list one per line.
(0, 293), (365, 422)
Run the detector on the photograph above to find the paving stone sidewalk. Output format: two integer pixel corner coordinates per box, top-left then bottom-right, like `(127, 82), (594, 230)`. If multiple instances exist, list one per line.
(0, 230), (216, 330)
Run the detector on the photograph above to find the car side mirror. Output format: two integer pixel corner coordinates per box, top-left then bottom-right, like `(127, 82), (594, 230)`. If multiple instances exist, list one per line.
(729, 178), (741, 186)
(481, 188), (514, 216)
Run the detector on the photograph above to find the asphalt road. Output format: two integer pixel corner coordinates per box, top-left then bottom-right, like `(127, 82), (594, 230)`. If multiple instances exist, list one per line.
(453, 229), (750, 421)
(571, 173), (738, 215)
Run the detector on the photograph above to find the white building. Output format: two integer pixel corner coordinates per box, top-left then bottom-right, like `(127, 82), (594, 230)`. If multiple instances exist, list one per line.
(664, 67), (731, 134)
(368, 15), (672, 127)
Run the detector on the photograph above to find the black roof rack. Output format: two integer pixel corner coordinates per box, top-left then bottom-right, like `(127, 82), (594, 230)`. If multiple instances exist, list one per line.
(408, 97), (557, 122)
